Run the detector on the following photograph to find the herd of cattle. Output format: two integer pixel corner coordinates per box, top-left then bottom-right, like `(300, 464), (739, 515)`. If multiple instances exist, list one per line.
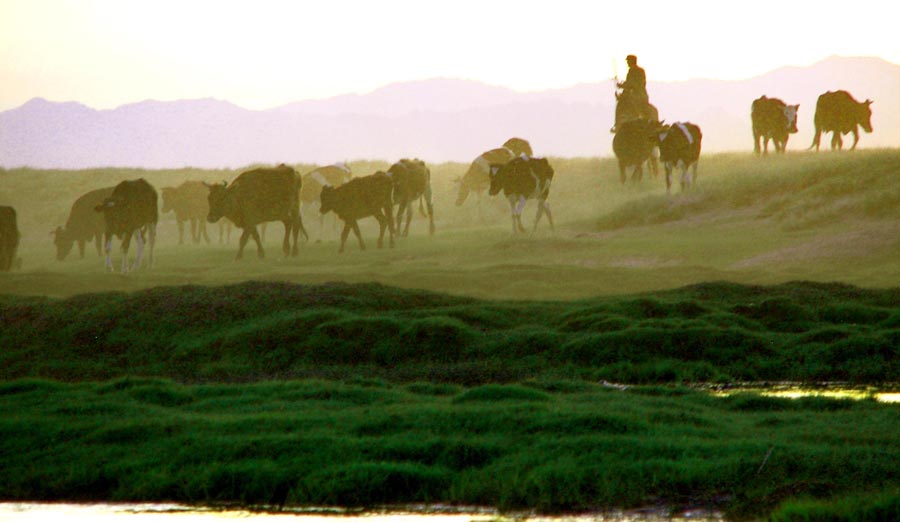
(0, 88), (876, 273)
(612, 89), (874, 192)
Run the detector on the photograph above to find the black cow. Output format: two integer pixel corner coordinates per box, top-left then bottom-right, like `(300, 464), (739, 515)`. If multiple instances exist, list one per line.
(488, 155), (554, 234)
(387, 158), (434, 236)
(319, 172), (395, 253)
(94, 179), (158, 272)
(0, 206), (20, 272)
(613, 118), (659, 183)
(161, 181), (212, 244)
(53, 186), (113, 260)
(657, 122), (702, 193)
(206, 164), (306, 260)
(752, 95), (799, 154)
(811, 90), (873, 151)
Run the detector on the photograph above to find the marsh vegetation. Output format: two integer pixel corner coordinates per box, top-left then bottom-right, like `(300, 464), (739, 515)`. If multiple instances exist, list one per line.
(1, 150), (899, 520)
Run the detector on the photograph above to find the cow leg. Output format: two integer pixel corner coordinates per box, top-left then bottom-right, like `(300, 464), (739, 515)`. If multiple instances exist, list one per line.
(811, 129), (822, 152)
(753, 133), (761, 155)
(236, 229), (250, 260)
(120, 232), (132, 273)
(532, 199), (545, 233)
(351, 221), (365, 251)
(851, 128), (860, 150)
(375, 212), (386, 249)
(77, 239), (86, 259)
(424, 186), (435, 236)
(618, 160), (627, 184)
(403, 205), (413, 237)
(148, 223), (156, 269)
(250, 227), (265, 259)
(281, 220), (291, 257)
(542, 200), (554, 231)
(831, 132), (842, 150)
(132, 228), (145, 271)
(339, 222), (351, 253)
(191, 219), (200, 243)
(200, 220), (210, 244)
(94, 235), (102, 257)
(104, 234), (114, 271)
(634, 163), (643, 183)
(665, 163), (674, 194)
(176, 220), (185, 245)
(384, 205), (395, 248)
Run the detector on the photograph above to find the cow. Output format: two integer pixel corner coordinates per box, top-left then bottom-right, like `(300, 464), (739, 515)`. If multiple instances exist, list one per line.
(488, 155), (554, 234)
(319, 171), (395, 253)
(455, 138), (533, 206)
(811, 90), (873, 151)
(386, 158), (434, 236)
(0, 206), (20, 272)
(613, 118), (659, 183)
(752, 95), (799, 154)
(300, 163), (353, 238)
(657, 122), (702, 193)
(94, 179), (158, 272)
(53, 186), (113, 261)
(206, 164), (306, 260)
(160, 181), (212, 245)
(502, 137), (533, 157)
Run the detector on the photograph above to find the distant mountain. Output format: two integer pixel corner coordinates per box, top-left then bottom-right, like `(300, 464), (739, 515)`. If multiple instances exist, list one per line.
(1, 56), (897, 169)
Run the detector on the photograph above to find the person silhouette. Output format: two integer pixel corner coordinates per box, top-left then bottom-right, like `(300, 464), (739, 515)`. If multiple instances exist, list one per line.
(617, 54), (648, 107)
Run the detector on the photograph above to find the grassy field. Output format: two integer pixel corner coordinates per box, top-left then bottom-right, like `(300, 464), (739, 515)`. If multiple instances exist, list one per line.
(0, 150), (898, 299)
(1, 150), (899, 520)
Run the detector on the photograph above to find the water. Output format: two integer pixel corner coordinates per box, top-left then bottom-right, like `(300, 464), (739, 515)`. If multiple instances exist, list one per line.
(709, 384), (900, 403)
(0, 503), (724, 522)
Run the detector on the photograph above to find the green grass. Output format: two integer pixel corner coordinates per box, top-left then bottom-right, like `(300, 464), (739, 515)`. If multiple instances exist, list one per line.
(1, 151), (900, 519)
(1, 280), (898, 385)
(1, 378), (900, 519)
(1, 150), (898, 300)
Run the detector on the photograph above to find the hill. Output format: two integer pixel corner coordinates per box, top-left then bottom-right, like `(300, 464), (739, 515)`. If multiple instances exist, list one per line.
(1, 56), (897, 168)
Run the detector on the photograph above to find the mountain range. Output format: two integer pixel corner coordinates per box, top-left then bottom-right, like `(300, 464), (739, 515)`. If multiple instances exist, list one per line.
(1, 56), (897, 169)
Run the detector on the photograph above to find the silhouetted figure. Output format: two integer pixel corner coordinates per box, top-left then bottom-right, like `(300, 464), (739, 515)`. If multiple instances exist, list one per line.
(617, 55), (648, 107)
(613, 54), (657, 132)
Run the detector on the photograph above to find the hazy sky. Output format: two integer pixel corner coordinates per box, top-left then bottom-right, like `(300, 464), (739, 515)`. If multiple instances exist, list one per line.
(2, 0), (897, 112)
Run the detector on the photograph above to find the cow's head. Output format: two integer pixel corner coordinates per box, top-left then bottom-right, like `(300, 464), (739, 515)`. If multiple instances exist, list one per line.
(160, 187), (176, 214)
(52, 226), (74, 261)
(319, 185), (336, 215)
(204, 181), (229, 223)
(860, 99), (874, 133)
(532, 157), (554, 180)
(784, 104), (799, 133)
(488, 163), (507, 196)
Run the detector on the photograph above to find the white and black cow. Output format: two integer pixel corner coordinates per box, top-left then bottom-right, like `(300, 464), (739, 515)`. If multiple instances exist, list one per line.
(94, 178), (158, 272)
(488, 155), (554, 234)
(657, 122), (702, 193)
(751, 95), (799, 154)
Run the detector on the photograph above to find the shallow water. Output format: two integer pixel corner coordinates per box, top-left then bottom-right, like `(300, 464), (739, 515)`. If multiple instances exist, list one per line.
(710, 385), (900, 403)
(0, 503), (724, 521)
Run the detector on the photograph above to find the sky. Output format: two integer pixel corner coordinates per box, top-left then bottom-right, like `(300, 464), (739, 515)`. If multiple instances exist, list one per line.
(1, 0), (898, 112)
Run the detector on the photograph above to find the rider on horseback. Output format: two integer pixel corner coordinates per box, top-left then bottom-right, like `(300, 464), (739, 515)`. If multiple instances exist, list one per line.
(612, 54), (655, 132)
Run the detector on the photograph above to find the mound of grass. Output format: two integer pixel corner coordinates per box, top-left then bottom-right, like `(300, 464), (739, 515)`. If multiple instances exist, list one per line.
(2, 280), (899, 384)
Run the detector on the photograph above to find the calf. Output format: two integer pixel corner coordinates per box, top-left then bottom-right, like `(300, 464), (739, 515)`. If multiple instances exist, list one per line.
(657, 122), (702, 193)
(53, 186), (113, 260)
(161, 181), (212, 244)
(489, 155), (554, 234)
(387, 158), (434, 236)
(0, 206), (20, 272)
(94, 179), (158, 272)
(301, 163), (353, 238)
(319, 172), (395, 253)
(206, 164), (306, 260)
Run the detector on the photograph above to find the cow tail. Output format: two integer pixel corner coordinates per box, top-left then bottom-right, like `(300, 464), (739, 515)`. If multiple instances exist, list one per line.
(294, 174), (308, 242)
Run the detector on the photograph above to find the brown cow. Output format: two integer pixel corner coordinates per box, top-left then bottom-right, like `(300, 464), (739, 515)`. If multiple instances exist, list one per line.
(206, 164), (306, 260)
(301, 163), (353, 237)
(752, 95), (799, 154)
(811, 90), (873, 151)
(161, 181), (211, 244)
(319, 172), (395, 253)
(387, 158), (434, 237)
(53, 186), (113, 260)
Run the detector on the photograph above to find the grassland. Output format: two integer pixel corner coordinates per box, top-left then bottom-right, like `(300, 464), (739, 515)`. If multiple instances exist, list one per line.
(1, 150), (899, 520)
